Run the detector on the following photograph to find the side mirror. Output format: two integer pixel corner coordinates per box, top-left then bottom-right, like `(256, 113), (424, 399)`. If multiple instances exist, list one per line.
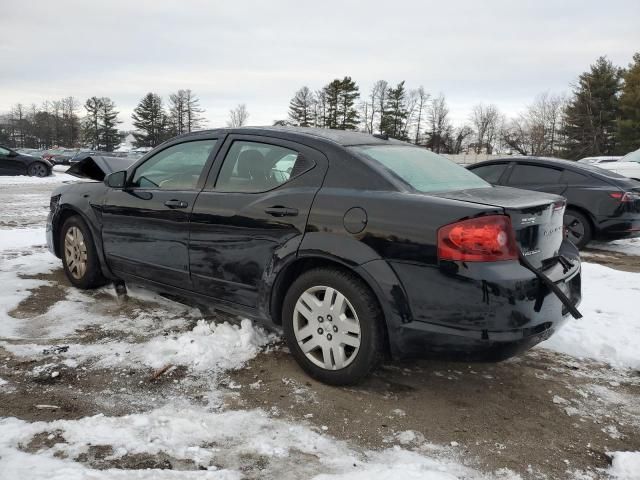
(8, 151), (18, 157)
(105, 170), (127, 189)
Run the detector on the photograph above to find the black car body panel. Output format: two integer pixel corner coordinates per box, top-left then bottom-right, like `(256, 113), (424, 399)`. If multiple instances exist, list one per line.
(0, 145), (53, 176)
(47, 128), (582, 361)
(66, 155), (138, 181)
(468, 157), (640, 240)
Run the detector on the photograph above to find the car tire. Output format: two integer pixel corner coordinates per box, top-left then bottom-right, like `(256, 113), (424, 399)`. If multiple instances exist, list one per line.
(282, 268), (384, 385)
(564, 208), (592, 249)
(60, 216), (108, 289)
(28, 162), (50, 177)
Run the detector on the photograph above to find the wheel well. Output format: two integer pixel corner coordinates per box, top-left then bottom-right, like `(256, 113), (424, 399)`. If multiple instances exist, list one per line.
(270, 256), (390, 353)
(52, 208), (81, 257)
(565, 204), (595, 232)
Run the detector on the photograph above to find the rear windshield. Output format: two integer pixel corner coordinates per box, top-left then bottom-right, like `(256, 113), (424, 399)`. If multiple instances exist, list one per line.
(351, 145), (490, 193)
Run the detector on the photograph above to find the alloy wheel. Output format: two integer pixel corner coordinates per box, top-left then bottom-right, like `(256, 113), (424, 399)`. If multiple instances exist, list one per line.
(564, 213), (585, 245)
(64, 226), (88, 279)
(293, 285), (361, 370)
(29, 163), (48, 177)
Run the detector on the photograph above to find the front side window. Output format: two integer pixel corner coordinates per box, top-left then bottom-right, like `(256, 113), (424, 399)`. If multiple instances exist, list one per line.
(131, 139), (217, 190)
(215, 141), (308, 192)
(0, 146), (11, 156)
(508, 164), (562, 185)
(351, 145), (489, 193)
(471, 163), (508, 184)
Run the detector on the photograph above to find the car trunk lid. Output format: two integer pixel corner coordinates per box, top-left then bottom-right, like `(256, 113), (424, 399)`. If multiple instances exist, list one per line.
(431, 186), (566, 268)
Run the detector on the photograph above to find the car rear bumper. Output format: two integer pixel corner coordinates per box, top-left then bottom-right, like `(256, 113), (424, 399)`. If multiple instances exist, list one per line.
(379, 241), (581, 360)
(595, 215), (640, 240)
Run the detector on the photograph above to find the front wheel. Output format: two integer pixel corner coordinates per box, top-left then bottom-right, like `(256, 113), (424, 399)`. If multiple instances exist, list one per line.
(563, 209), (592, 249)
(60, 216), (107, 289)
(282, 268), (384, 385)
(28, 162), (49, 177)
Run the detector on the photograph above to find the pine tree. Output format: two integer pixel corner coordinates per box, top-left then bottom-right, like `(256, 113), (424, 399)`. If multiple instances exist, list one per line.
(99, 98), (120, 151)
(380, 81), (409, 140)
(83, 97), (102, 149)
(132, 93), (169, 147)
(337, 76), (360, 130)
(563, 56), (623, 159)
(288, 86), (315, 126)
(618, 53), (640, 153)
(323, 79), (341, 129)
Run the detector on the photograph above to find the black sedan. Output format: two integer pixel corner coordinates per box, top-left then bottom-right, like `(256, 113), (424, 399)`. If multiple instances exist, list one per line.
(47, 128), (581, 385)
(468, 157), (640, 249)
(0, 145), (53, 177)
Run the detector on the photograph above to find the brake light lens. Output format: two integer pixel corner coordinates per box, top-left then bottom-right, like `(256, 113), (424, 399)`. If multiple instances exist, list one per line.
(609, 191), (640, 203)
(438, 215), (518, 262)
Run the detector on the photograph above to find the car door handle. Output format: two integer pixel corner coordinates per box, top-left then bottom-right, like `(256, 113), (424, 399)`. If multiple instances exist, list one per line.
(164, 199), (188, 209)
(265, 206), (298, 217)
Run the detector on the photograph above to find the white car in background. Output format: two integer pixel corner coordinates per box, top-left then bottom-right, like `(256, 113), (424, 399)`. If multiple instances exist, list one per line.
(578, 155), (621, 164)
(597, 149), (640, 181)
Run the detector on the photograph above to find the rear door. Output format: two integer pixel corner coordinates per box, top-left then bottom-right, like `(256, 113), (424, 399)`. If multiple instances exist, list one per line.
(503, 163), (567, 195)
(101, 138), (219, 287)
(189, 134), (328, 308)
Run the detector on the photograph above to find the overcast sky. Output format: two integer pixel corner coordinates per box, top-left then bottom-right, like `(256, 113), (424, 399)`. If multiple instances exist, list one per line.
(1, 0), (639, 130)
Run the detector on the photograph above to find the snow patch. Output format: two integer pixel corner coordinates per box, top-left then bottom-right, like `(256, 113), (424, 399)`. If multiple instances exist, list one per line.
(607, 451), (640, 479)
(541, 262), (640, 369)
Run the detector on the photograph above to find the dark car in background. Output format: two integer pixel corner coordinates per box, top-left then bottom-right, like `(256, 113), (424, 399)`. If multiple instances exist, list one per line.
(468, 157), (640, 248)
(0, 145), (53, 177)
(47, 128), (581, 385)
(43, 148), (78, 165)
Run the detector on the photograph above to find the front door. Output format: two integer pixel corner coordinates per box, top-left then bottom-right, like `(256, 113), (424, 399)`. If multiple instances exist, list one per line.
(189, 135), (328, 308)
(101, 138), (219, 288)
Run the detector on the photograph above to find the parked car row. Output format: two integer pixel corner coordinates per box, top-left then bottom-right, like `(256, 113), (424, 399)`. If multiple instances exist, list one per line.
(596, 148), (640, 180)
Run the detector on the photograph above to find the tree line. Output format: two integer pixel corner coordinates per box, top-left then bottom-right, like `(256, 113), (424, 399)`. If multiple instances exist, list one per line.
(0, 89), (208, 151)
(283, 53), (640, 159)
(2, 52), (639, 158)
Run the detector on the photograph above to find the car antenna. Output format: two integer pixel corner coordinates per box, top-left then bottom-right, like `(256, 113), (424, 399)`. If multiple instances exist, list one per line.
(372, 133), (389, 140)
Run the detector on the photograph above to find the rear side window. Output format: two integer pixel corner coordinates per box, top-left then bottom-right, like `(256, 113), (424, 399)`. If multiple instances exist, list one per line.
(562, 169), (598, 185)
(215, 140), (313, 193)
(351, 145), (489, 193)
(507, 164), (562, 185)
(470, 163), (508, 184)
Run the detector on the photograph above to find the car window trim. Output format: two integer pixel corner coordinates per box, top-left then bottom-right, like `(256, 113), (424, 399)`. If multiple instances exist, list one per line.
(203, 134), (321, 194)
(126, 137), (221, 192)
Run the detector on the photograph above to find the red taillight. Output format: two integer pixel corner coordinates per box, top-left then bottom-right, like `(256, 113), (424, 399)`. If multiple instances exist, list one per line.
(609, 191), (640, 203)
(438, 215), (518, 262)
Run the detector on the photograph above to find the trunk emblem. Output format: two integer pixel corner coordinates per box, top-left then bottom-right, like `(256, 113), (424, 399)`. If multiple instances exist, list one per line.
(521, 217), (536, 225)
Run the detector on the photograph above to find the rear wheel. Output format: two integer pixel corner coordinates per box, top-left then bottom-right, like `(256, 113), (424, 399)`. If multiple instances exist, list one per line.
(28, 162), (49, 177)
(60, 216), (107, 289)
(282, 268), (384, 385)
(564, 209), (592, 249)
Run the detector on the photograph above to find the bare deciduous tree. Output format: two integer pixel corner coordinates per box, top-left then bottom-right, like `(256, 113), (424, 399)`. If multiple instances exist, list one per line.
(227, 104), (249, 128)
(470, 103), (501, 153)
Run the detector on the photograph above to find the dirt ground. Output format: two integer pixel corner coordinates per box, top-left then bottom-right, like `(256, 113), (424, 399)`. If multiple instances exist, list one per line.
(1, 178), (639, 479)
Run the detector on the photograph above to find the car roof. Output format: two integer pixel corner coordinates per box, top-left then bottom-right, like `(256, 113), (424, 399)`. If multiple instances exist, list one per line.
(173, 126), (407, 147)
(469, 155), (632, 182)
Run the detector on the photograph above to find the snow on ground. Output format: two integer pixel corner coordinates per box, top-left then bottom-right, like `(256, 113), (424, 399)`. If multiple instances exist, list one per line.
(0, 170), (77, 186)
(541, 262), (640, 369)
(0, 227), (45, 251)
(0, 403), (516, 480)
(589, 237), (640, 257)
(607, 451), (640, 480)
